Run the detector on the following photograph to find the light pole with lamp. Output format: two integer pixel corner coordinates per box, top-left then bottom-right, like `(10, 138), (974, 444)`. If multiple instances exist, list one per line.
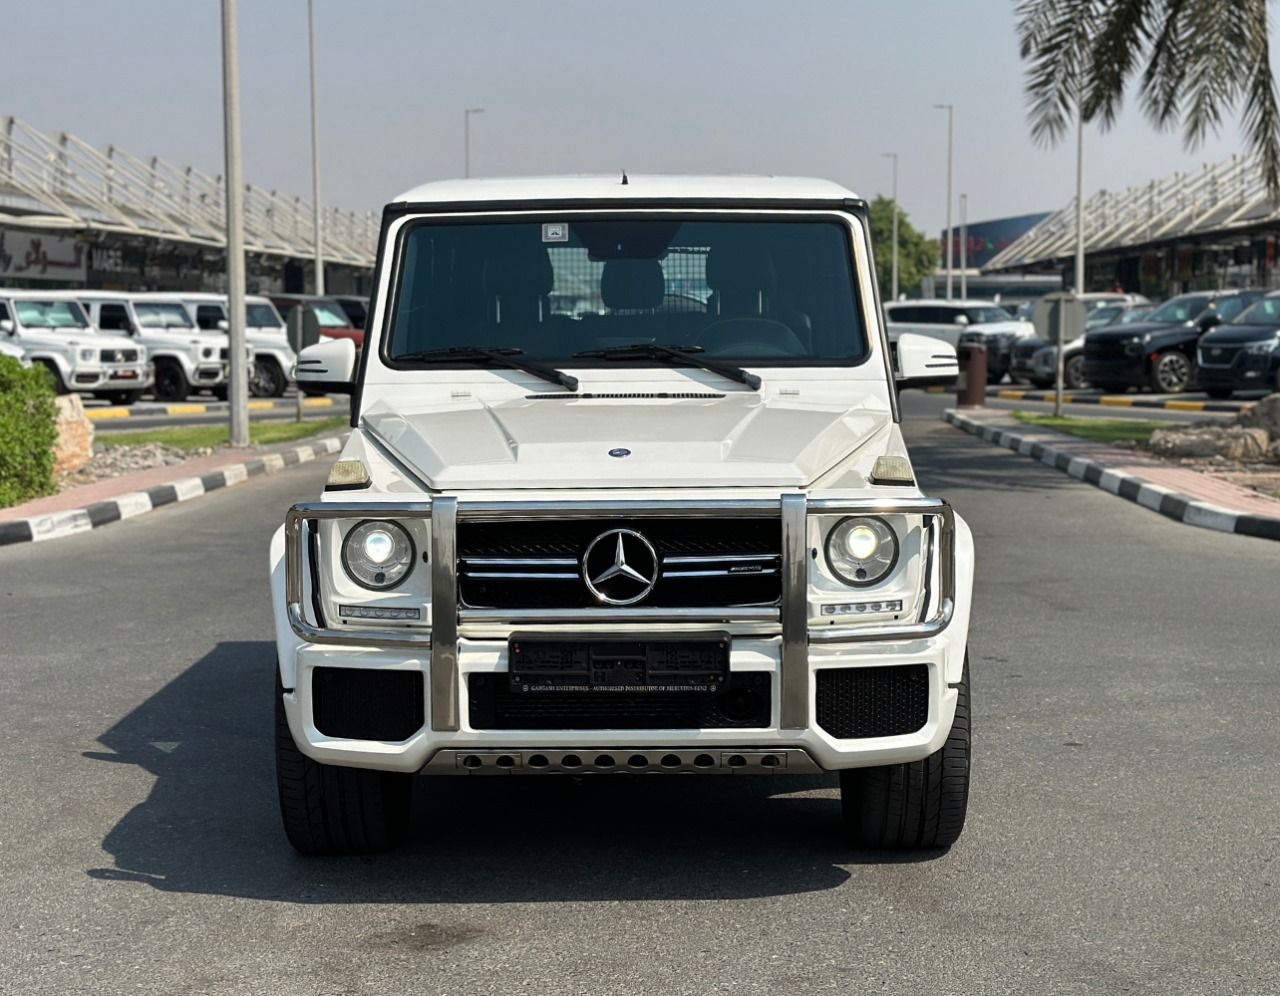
(933, 103), (954, 299)
(464, 107), (484, 178)
(882, 152), (899, 300)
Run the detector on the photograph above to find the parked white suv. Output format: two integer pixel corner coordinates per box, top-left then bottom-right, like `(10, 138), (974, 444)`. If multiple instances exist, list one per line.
(179, 292), (296, 397)
(72, 291), (229, 403)
(270, 175), (975, 855)
(0, 291), (151, 403)
(885, 298), (1035, 383)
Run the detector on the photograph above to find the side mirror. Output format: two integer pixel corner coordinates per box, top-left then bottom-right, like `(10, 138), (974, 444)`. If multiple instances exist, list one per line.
(216, 319), (229, 332)
(294, 338), (356, 395)
(953, 313), (970, 326)
(0, 319), (13, 335)
(1198, 313), (1222, 332)
(895, 332), (959, 390)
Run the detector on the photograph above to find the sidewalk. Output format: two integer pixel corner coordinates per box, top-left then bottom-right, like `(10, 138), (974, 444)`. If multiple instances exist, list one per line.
(0, 432), (345, 545)
(943, 407), (1280, 541)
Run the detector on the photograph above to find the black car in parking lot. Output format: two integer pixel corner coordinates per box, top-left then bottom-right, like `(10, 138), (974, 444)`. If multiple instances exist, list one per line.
(1082, 290), (1264, 393)
(1195, 293), (1280, 399)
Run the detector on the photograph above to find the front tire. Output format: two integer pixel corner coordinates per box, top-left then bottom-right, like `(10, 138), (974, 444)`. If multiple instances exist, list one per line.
(274, 669), (411, 855)
(1150, 351), (1191, 393)
(250, 357), (287, 397)
(839, 658), (971, 850)
(152, 359), (190, 403)
(1064, 354), (1088, 391)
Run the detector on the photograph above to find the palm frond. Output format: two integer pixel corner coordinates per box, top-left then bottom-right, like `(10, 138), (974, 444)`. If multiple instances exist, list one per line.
(1081, 0), (1155, 127)
(1138, 0), (1189, 128)
(1236, 0), (1280, 199)
(1016, 0), (1105, 146)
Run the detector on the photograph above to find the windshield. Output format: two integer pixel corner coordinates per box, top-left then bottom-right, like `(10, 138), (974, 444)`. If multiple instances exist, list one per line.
(247, 302), (283, 328)
(311, 301), (351, 327)
(13, 300), (89, 329)
(1147, 295), (1209, 324)
(1117, 308), (1152, 324)
(962, 306), (1011, 324)
(385, 217), (867, 365)
(134, 302), (194, 329)
(1086, 305), (1124, 328)
(1233, 297), (1280, 324)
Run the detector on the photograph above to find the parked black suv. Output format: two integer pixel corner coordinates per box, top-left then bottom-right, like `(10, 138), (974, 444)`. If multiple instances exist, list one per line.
(1082, 290), (1264, 393)
(1195, 292), (1280, 399)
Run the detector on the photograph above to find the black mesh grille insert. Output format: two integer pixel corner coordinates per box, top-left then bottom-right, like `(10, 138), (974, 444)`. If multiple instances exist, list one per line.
(815, 664), (929, 739)
(312, 667), (424, 741)
(468, 672), (770, 730)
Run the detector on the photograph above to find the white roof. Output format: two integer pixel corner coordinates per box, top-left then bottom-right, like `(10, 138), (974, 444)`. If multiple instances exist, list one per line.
(177, 291), (274, 305)
(393, 174), (860, 206)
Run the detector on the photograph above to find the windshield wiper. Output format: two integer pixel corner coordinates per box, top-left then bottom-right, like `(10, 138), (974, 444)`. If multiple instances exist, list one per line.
(572, 342), (761, 390)
(396, 345), (578, 392)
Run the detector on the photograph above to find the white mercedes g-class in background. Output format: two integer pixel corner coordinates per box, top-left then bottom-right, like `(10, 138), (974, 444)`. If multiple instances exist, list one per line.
(71, 291), (230, 402)
(0, 291), (152, 403)
(272, 175), (974, 855)
(180, 292), (297, 397)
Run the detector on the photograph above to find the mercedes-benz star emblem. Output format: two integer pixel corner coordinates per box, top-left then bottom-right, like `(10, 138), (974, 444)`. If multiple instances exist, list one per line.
(581, 528), (659, 605)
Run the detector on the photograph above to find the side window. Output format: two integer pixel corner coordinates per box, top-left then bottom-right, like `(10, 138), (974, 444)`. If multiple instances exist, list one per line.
(99, 303), (133, 332)
(1213, 297), (1246, 322)
(921, 306), (957, 325)
(195, 304), (224, 330)
(887, 305), (922, 323)
(0, 302), (10, 323)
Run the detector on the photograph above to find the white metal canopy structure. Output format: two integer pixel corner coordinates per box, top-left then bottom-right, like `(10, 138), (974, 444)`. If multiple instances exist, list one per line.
(0, 117), (376, 268)
(984, 153), (1278, 273)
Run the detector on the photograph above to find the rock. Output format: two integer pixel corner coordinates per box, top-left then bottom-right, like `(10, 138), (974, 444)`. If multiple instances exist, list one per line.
(52, 395), (95, 475)
(1149, 425), (1271, 461)
(1235, 393), (1280, 440)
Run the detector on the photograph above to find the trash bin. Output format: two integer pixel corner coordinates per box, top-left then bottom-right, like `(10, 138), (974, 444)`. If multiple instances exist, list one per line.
(956, 342), (987, 408)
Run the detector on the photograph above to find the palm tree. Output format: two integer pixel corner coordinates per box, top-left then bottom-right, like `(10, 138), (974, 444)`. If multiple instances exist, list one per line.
(1016, 0), (1280, 197)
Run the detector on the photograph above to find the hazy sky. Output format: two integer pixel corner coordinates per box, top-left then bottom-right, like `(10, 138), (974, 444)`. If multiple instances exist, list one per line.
(4, 0), (1270, 236)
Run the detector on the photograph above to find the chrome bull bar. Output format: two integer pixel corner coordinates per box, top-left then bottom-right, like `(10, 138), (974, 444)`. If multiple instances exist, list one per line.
(284, 495), (956, 736)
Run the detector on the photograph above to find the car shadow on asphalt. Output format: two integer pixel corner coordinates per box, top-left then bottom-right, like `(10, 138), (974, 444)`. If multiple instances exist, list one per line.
(84, 641), (943, 904)
(905, 417), (1085, 498)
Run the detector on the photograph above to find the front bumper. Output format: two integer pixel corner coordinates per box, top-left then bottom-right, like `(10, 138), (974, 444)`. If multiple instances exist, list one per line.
(69, 362), (154, 390)
(277, 496), (969, 774)
(1082, 355), (1146, 386)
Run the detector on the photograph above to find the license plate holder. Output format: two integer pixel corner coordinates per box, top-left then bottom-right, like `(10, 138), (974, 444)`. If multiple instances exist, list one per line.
(508, 633), (730, 694)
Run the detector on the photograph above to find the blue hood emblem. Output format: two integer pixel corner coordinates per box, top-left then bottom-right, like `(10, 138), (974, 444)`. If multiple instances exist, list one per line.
(608, 447), (631, 458)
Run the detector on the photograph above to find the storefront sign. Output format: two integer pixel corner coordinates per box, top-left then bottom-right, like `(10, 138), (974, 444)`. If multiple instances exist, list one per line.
(0, 229), (87, 282)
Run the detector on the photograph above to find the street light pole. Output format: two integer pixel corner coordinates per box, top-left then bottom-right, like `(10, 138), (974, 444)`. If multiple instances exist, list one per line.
(882, 152), (899, 300)
(464, 107), (484, 178)
(220, 0), (248, 447)
(959, 192), (968, 299)
(1057, 110), (1087, 418)
(934, 103), (954, 299)
(307, 0), (324, 296)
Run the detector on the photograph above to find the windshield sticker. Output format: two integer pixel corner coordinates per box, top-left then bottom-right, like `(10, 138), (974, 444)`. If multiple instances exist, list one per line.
(542, 223), (568, 243)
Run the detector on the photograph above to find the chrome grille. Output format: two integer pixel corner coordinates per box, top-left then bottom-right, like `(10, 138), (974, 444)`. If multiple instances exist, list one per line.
(456, 518), (782, 609)
(1198, 345), (1241, 368)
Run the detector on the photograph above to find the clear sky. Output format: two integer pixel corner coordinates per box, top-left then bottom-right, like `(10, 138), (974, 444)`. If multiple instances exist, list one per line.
(3, 0), (1269, 237)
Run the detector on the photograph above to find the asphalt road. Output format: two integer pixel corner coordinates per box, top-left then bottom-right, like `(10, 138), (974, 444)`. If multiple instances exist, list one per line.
(3, 393), (1278, 994)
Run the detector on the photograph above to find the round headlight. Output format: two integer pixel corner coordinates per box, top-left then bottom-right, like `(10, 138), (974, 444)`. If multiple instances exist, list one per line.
(341, 520), (415, 590)
(825, 516), (898, 587)
(79, 348), (96, 361)
(202, 347), (214, 359)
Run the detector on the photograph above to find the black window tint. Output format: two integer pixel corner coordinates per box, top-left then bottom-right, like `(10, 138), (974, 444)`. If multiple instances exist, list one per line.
(887, 305), (922, 323)
(0, 303), (9, 322)
(195, 304), (225, 329)
(99, 304), (132, 331)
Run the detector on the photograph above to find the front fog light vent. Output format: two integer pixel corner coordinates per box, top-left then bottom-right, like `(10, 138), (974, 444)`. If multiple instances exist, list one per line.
(821, 599), (903, 616)
(338, 604), (421, 620)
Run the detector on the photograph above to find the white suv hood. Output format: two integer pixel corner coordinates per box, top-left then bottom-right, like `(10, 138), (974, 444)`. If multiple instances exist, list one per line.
(362, 394), (891, 490)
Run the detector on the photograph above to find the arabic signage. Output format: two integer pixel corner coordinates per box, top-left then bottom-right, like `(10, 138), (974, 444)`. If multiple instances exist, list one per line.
(0, 229), (87, 282)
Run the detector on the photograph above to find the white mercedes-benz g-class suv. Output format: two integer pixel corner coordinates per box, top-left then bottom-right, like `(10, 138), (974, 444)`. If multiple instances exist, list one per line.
(271, 175), (973, 855)
(0, 291), (152, 403)
(73, 291), (230, 403)
(179, 292), (297, 398)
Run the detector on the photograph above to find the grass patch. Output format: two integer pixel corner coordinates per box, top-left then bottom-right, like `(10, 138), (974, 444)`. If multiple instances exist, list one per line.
(100, 416), (346, 452)
(1009, 411), (1167, 445)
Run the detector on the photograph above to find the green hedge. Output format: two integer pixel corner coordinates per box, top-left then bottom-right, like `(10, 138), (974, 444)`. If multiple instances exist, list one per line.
(0, 355), (58, 508)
